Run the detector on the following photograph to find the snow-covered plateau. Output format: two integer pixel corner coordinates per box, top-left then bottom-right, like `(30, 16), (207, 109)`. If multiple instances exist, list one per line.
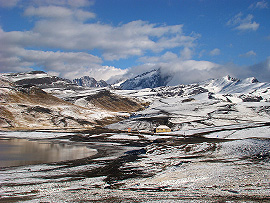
(0, 72), (270, 201)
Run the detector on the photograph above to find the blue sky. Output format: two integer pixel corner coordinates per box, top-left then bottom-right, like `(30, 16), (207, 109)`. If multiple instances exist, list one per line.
(0, 0), (269, 83)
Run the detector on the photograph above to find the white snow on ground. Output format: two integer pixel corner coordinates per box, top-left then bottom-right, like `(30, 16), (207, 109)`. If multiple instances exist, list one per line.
(1, 75), (270, 201)
(119, 137), (270, 199)
(141, 134), (173, 140)
(109, 80), (270, 134)
(205, 125), (270, 139)
(170, 123), (266, 136)
(109, 134), (140, 140)
(1, 72), (49, 82)
(0, 128), (269, 201)
(0, 131), (73, 139)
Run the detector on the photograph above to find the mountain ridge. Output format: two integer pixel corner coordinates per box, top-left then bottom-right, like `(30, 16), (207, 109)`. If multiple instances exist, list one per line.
(119, 68), (172, 90)
(73, 76), (110, 88)
(1, 70), (270, 131)
(1, 71), (76, 89)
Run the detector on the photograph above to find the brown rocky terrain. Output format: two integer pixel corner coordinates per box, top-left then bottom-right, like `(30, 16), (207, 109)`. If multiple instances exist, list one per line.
(0, 78), (143, 131)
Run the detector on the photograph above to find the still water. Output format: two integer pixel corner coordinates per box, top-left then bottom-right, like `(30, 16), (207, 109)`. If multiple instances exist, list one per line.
(0, 138), (97, 167)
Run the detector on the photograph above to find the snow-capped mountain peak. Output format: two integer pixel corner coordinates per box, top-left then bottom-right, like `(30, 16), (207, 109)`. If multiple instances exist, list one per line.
(242, 77), (259, 84)
(202, 75), (268, 95)
(73, 76), (110, 88)
(223, 75), (239, 82)
(119, 68), (172, 90)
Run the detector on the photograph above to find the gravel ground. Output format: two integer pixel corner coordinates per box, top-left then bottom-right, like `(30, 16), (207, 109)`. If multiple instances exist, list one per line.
(0, 130), (270, 202)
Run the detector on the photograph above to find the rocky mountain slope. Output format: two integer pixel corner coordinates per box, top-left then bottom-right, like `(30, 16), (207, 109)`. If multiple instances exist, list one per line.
(1, 71), (78, 89)
(0, 76), (143, 130)
(109, 75), (270, 132)
(120, 69), (172, 90)
(73, 76), (110, 88)
(1, 71), (269, 132)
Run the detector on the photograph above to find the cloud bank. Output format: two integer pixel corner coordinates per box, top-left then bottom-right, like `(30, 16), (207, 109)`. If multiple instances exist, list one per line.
(0, 0), (198, 81)
(0, 0), (269, 85)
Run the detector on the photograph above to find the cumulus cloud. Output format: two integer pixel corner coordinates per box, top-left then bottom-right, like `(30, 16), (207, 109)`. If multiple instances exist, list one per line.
(5, 8), (197, 61)
(209, 48), (221, 56)
(0, 2), (198, 80)
(0, 46), (125, 80)
(0, 0), (199, 81)
(227, 13), (259, 31)
(239, 50), (257, 57)
(4, 0), (267, 85)
(0, 26), (126, 80)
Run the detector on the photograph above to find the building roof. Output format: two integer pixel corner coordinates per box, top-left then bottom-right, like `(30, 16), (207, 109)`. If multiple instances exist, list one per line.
(156, 125), (170, 129)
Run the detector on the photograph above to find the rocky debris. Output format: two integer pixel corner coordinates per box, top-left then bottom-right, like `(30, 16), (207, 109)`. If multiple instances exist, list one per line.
(239, 94), (263, 102)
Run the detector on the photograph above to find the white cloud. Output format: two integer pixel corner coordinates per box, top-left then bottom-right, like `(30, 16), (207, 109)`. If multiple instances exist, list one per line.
(180, 47), (193, 60)
(1, 13), (197, 61)
(0, 0), (20, 7)
(62, 65), (127, 81)
(75, 9), (96, 21)
(29, 0), (92, 8)
(0, 26), (128, 81)
(122, 56), (270, 85)
(0, 0), (93, 8)
(0, 45), (125, 80)
(125, 52), (223, 85)
(249, 1), (268, 9)
(24, 6), (95, 21)
(0, 0), (203, 84)
(25, 6), (73, 19)
(138, 51), (178, 64)
(209, 48), (221, 56)
(239, 50), (257, 57)
(227, 13), (259, 31)
(198, 50), (206, 58)
(0, 0), (198, 81)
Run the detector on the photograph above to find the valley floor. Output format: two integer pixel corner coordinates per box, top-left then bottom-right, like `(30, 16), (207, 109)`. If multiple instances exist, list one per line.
(0, 124), (270, 202)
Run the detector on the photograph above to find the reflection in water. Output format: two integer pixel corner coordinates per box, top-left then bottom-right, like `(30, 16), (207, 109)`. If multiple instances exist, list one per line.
(0, 138), (97, 167)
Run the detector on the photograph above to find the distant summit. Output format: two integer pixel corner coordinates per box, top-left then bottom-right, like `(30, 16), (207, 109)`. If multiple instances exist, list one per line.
(202, 75), (263, 94)
(120, 68), (172, 90)
(73, 76), (110, 88)
(0, 71), (75, 89)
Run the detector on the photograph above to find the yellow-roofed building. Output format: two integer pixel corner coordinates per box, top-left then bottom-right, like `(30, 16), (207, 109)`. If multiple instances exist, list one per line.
(155, 125), (171, 133)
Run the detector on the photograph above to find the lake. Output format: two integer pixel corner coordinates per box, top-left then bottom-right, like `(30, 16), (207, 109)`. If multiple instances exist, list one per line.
(0, 138), (97, 167)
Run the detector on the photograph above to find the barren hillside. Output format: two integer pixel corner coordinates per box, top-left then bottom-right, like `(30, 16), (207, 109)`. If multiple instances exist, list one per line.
(0, 79), (142, 131)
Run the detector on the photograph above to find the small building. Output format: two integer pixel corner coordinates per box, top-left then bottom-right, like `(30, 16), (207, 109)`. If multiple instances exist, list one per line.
(155, 125), (171, 133)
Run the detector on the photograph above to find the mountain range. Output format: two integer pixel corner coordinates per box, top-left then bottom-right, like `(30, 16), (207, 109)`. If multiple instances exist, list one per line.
(0, 72), (143, 130)
(0, 70), (269, 131)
